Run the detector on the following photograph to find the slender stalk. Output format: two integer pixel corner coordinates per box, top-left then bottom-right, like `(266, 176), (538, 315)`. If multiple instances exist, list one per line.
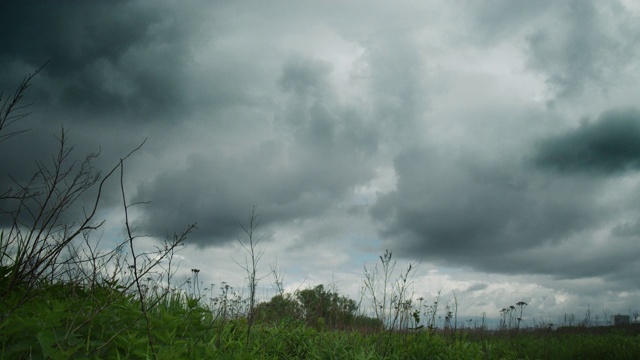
(120, 158), (156, 360)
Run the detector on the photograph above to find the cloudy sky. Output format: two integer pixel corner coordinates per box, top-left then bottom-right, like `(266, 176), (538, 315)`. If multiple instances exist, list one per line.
(2, 0), (640, 325)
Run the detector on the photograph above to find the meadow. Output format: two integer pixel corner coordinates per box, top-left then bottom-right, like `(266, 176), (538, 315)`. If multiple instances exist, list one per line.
(2, 66), (640, 360)
(2, 268), (640, 359)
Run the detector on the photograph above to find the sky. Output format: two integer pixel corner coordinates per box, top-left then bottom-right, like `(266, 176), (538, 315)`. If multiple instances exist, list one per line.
(2, 0), (640, 326)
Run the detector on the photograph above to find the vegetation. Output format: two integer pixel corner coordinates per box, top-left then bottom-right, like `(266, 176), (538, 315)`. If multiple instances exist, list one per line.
(2, 67), (640, 359)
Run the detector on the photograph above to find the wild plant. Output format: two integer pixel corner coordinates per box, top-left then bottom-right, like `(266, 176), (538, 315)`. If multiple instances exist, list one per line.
(362, 249), (395, 329)
(270, 258), (286, 297)
(562, 312), (576, 327)
(0, 65), (206, 359)
(362, 249), (419, 333)
(450, 291), (459, 335)
(233, 205), (267, 344)
(515, 301), (528, 331)
(602, 309), (611, 326)
(410, 297), (425, 331)
(444, 303), (453, 330)
(499, 307), (510, 331)
(425, 290), (441, 331)
(583, 303), (592, 326)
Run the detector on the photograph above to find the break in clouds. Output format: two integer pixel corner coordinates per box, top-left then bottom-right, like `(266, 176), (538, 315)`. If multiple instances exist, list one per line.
(2, 0), (640, 316)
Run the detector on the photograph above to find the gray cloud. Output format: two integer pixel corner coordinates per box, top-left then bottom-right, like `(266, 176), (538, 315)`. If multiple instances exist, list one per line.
(373, 147), (599, 264)
(524, 1), (640, 101)
(279, 58), (333, 97)
(134, 56), (379, 245)
(459, 0), (556, 46)
(0, 0), (202, 121)
(532, 108), (640, 174)
(372, 106), (640, 281)
(466, 283), (488, 293)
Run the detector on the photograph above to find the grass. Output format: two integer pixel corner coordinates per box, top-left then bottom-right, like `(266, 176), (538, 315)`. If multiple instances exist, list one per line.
(2, 276), (639, 359)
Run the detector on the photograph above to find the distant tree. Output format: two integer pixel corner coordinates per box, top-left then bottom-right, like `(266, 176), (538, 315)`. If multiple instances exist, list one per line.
(254, 293), (302, 324)
(296, 284), (357, 329)
(255, 286), (383, 332)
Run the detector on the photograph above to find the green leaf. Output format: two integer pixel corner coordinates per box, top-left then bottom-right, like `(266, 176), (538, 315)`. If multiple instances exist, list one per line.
(37, 330), (57, 358)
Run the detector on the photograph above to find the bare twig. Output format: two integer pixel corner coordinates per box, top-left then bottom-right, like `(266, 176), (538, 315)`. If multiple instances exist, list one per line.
(120, 157), (157, 360)
(232, 205), (267, 345)
(0, 61), (48, 143)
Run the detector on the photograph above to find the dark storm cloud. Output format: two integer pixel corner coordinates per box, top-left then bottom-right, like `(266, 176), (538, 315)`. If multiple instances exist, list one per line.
(0, 0), (213, 223)
(372, 146), (600, 262)
(134, 56), (379, 245)
(371, 105), (640, 280)
(533, 108), (640, 174)
(0, 1), (393, 248)
(500, 231), (640, 288)
(1, 1), (149, 73)
(0, 129), (59, 227)
(0, 1), (199, 120)
(0, 0), (282, 166)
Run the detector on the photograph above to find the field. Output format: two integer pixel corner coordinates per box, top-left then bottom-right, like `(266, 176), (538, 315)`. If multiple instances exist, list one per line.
(2, 272), (640, 359)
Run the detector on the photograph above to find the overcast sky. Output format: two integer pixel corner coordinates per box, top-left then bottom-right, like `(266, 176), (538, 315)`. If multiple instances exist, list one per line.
(2, 0), (640, 325)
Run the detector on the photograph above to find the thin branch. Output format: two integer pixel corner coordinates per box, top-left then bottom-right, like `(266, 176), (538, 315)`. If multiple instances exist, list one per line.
(0, 61), (48, 143)
(120, 157), (156, 360)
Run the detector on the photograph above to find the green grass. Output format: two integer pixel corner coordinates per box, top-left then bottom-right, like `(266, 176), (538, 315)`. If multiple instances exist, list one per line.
(2, 281), (639, 359)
